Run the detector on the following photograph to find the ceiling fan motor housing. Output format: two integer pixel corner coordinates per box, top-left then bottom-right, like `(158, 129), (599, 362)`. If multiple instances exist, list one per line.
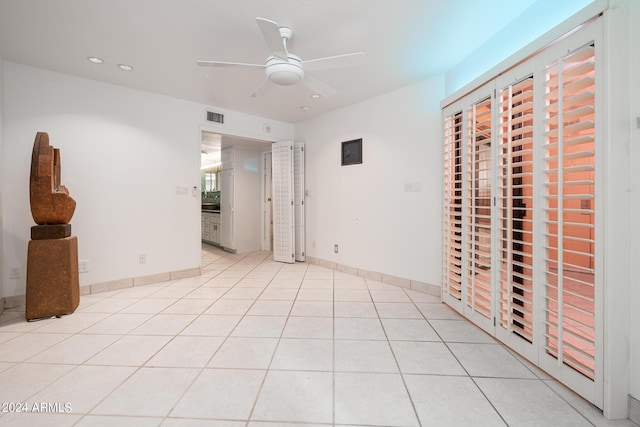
(266, 55), (304, 86)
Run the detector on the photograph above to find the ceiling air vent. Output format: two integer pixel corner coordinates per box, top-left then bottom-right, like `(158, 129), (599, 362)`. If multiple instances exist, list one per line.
(206, 111), (224, 124)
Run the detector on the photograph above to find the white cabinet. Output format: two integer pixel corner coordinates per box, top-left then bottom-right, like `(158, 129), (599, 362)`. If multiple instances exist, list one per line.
(211, 214), (220, 244)
(202, 212), (221, 245)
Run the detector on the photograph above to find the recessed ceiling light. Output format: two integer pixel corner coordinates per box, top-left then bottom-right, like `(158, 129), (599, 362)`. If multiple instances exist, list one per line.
(117, 63), (134, 71)
(310, 93), (321, 99)
(300, 106), (311, 111)
(87, 56), (104, 64)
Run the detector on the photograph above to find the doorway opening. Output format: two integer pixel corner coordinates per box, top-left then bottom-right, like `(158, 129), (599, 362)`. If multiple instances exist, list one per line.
(200, 130), (273, 253)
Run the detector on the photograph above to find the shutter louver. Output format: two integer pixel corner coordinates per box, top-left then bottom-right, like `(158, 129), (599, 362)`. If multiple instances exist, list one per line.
(466, 96), (492, 319)
(443, 111), (464, 300)
(498, 76), (535, 342)
(543, 45), (596, 380)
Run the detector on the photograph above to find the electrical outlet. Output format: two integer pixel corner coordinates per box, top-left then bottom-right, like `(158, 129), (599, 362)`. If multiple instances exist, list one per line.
(78, 260), (90, 273)
(9, 266), (20, 279)
(334, 244), (339, 254)
(138, 254), (147, 264)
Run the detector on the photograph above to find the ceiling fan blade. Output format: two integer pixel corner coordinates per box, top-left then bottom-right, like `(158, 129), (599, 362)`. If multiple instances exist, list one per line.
(250, 79), (274, 98)
(302, 75), (337, 98)
(301, 52), (367, 72)
(256, 17), (288, 60)
(197, 60), (265, 69)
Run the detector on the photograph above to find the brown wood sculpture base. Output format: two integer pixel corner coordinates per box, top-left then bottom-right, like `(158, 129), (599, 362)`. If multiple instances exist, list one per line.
(26, 234), (80, 321)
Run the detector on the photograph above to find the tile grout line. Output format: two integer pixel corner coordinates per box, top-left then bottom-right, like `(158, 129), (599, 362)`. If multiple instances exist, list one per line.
(75, 248), (263, 423)
(244, 259), (306, 424)
(403, 286), (510, 427)
(367, 280), (423, 427)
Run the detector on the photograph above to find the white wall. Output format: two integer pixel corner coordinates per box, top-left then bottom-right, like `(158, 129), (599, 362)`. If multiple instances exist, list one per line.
(445, 0), (598, 96)
(2, 61), (293, 298)
(628, 0), (640, 405)
(233, 146), (263, 253)
(295, 75), (444, 286)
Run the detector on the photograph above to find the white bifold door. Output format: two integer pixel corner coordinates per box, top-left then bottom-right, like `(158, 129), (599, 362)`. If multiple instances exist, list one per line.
(271, 141), (305, 263)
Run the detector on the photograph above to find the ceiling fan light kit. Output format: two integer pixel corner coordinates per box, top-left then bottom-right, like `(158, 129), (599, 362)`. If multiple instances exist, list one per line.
(265, 54), (304, 86)
(197, 17), (366, 98)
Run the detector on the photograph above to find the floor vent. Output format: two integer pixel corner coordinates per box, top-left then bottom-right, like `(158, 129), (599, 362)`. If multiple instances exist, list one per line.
(206, 111), (224, 124)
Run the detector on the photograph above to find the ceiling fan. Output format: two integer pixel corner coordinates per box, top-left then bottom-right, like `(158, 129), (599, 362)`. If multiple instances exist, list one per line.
(197, 18), (367, 98)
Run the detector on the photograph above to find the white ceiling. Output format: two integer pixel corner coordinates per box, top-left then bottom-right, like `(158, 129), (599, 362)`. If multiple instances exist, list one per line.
(0, 0), (536, 123)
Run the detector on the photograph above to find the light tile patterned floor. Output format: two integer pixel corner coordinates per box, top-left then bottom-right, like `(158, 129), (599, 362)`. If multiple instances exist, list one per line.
(0, 245), (635, 426)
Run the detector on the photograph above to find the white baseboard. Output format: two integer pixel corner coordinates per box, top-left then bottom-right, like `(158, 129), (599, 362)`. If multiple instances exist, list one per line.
(305, 256), (440, 297)
(5, 266), (201, 308)
(629, 395), (640, 425)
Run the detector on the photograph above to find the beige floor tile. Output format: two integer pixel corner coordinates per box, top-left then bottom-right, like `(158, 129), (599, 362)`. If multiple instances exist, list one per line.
(85, 335), (172, 366)
(282, 317), (333, 339)
(334, 372), (419, 426)
(80, 313), (153, 335)
(252, 370), (332, 424)
(92, 367), (199, 417)
(0, 333), (71, 362)
(231, 316), (287, 338)
(334, 340), (397, 373)
(204, 299), (253, 315)
(208, 337), (278, 369)
(405, 374), (506, 427)
(0, 363), (74, 402)
(146, 336), (223, 367)
(29, 365), (136, 413)
(290, 301), (333, 317)
(161, 298), (215, 314)
(247, 299), (294, 316)
(179, 315), (242, 337)
(333, 301), (378, 318)
(381, 318), (441, 341)
(27, 334), (120, 364)
(75, 415), (162, 427)
(130, 314), (197, 335)
(334, 318), (385, 340)
(391, 341), (466, 375)
(0, 247), (613, 426)
(171, 369), (265, 420)
(271, 338), (333, 371)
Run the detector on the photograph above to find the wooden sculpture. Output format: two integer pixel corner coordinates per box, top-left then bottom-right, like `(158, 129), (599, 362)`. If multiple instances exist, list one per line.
(26, 132), (79, 320)
(30, 132), (76, 225)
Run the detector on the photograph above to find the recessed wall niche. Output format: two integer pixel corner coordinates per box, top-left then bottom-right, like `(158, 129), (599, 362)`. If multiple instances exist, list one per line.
(341, 138), (362, 166)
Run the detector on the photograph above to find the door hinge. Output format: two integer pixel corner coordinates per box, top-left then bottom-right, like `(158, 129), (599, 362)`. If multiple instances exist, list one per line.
(493, 317), (496, 327)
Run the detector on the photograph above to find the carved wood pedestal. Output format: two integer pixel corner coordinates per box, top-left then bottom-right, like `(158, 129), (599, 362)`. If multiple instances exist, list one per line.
(26, 233), (80, 321)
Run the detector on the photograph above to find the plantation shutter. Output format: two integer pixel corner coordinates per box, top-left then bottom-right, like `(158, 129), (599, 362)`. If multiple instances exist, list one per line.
(542, 44), (597, 380)
(466, 95), (493, 321)
(497, 76), (535, 343)
(443, 111), (464, 302)
(294, 142), (306, 261)
(272, 141), (295, 263)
